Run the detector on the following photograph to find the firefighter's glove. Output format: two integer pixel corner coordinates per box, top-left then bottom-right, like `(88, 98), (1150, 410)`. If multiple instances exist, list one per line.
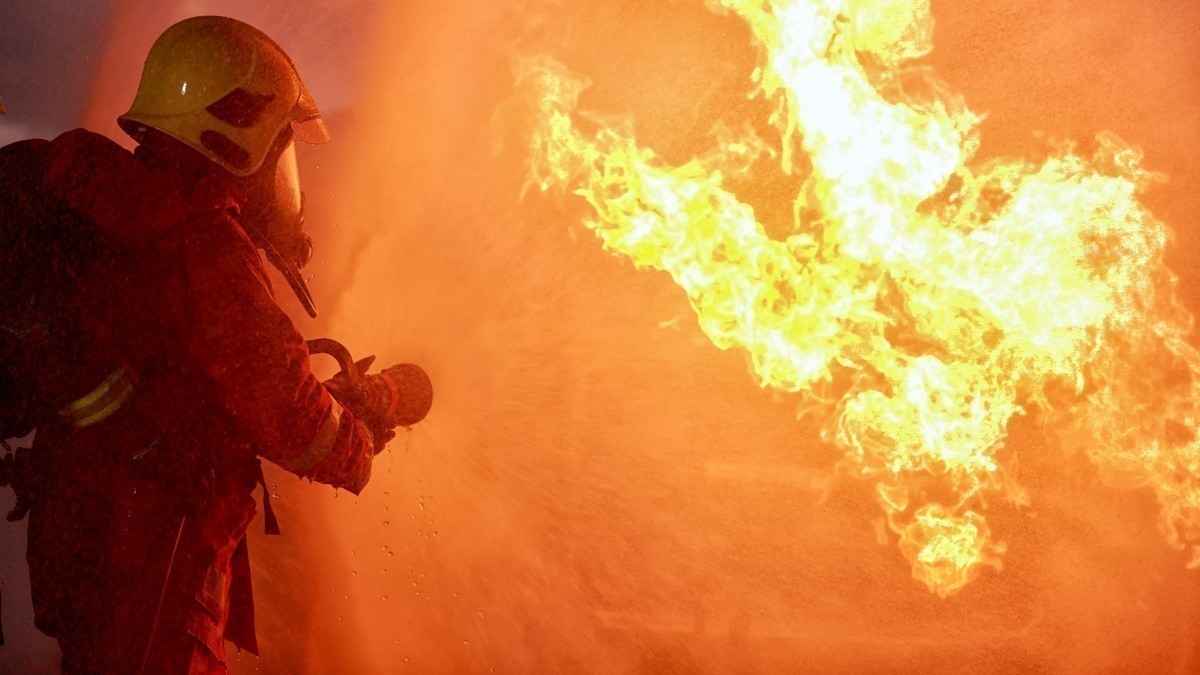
(324, 363), (432, 454)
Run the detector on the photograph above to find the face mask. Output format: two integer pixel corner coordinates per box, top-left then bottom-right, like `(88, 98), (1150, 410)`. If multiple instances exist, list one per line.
(242, 138), (319, 317)
(270, 141), (314, 268)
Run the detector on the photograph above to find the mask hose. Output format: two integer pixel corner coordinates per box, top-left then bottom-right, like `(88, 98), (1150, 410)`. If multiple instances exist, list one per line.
(242, 205), (319, 318)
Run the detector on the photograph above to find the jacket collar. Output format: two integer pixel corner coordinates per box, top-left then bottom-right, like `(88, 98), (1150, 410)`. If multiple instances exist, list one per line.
(41, 129), (246, 244)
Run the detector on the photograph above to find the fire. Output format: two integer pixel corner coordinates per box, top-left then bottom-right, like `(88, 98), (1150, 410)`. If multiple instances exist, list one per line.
(521, 0), (1200, 596)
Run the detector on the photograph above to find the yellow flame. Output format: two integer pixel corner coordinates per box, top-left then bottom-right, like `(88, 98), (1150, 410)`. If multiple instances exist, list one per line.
(521, 0), (1200, 594)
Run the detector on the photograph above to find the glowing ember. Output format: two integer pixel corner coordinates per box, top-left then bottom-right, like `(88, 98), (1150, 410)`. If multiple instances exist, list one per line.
(521, 0), (1200, 595)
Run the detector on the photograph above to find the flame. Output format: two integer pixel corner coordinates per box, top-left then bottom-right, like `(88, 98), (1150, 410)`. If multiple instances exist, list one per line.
(520, 0), (1200, 595)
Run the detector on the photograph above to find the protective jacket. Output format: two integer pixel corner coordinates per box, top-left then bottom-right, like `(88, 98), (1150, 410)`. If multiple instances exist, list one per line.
(1, 128), (375, 673)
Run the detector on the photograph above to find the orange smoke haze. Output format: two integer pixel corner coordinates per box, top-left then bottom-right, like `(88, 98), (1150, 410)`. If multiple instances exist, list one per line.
(5, 0), (1199, 673)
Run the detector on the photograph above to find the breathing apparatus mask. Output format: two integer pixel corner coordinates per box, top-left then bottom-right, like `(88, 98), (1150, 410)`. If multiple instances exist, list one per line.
(238, 133), (319, 317)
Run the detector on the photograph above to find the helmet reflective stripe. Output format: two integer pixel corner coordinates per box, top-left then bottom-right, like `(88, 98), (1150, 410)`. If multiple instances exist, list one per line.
(60, 368), (135, 428)
(274, 399), (343, 474)
(118, 16), (329, 177)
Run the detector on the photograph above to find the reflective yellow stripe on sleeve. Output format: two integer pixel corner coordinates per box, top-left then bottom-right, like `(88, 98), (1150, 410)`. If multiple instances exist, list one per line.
(60, 368), (135, 428)
(274, 399), (342, 474)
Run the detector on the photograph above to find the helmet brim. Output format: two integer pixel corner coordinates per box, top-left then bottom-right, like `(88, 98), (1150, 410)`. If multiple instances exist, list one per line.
(292, 116), (330, 145)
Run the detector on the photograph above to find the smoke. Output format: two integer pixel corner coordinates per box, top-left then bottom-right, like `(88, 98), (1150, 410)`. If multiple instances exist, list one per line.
(0, 121), (35, 149)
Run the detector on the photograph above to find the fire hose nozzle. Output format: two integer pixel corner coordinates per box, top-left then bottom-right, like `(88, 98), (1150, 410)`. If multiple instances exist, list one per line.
(306, 337), (433, 429)
(383, 362), (433, 427)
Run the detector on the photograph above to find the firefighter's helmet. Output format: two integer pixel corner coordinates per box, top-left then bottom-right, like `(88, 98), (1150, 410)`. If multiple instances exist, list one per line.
(118, 15), (330, 177)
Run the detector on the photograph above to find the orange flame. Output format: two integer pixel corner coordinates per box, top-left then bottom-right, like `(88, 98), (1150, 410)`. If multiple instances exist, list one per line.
(521, 0), (1200, 596)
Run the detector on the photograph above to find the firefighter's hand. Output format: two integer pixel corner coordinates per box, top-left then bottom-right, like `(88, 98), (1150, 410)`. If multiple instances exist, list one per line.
(324, 363), (433, 453)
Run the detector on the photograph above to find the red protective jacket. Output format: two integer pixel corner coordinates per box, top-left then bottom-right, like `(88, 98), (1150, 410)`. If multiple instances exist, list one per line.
(4, 129), (375, 673)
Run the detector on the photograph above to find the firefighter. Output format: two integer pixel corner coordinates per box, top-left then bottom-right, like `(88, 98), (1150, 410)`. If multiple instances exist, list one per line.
(0, 15), (432, 674)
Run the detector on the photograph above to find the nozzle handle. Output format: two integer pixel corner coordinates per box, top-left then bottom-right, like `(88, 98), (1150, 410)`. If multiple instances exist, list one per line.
(306, 337), (374, 382)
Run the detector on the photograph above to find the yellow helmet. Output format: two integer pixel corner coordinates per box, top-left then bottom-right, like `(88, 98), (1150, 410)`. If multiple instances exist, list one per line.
(118, 15), (330, 176)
